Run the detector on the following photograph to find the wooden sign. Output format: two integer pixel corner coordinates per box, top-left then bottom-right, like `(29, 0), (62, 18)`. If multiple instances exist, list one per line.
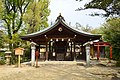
(15, 48), (24, 55)
(40, 48), (46, 52)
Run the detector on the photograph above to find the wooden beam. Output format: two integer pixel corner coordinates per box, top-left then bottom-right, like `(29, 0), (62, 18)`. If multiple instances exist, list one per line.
(97, 45), (100, 60)
(94, 45), (110, 46)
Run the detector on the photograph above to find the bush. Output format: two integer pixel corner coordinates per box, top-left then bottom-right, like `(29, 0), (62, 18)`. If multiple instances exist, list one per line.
(0, 52), (5, 57)
(0, 60), (5, 65)
(116, 58), (120, 67)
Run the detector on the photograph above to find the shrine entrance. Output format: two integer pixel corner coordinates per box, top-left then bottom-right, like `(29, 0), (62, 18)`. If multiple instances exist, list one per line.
(54, 41), (67, 61)
(48, 40), (73, 61)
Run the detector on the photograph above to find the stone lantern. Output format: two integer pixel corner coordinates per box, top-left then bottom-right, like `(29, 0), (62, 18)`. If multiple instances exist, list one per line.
(5, 50), (12, 65)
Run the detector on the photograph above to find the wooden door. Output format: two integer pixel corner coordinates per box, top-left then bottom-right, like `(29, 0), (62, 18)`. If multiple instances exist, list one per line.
(54, 41), (67, 61)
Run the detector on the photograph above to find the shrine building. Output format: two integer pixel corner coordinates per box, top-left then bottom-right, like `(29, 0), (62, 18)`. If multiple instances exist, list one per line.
(21, 14), (112, 66)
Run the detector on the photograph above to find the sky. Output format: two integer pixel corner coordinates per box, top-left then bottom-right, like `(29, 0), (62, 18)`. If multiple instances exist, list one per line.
(48, 0), (106, 29)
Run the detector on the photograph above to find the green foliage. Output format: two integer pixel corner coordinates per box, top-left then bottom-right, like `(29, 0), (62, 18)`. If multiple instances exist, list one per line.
(77, 0), (120, 17)
(23, 46), (31, 62)
(20, 41), (31, 62)
(0, 0), (3, 18)
(0, 30), (4, 48)
(0, 60), (5, 65)
(91, 27), (104, 34)
(0, 0), (50, 63)
(12, 34), (22, 47)
(75, 23), (92, 33)
(24, 0), (50, 34)
(116, 59), (120, 67)
(102, 18), (120, 61)
(81, 25), (92, 32)
(0, 52), (5, 57)
(0, 0), (31, 64)
(102, 18), (120, 43)
(1, 0), (31, 40)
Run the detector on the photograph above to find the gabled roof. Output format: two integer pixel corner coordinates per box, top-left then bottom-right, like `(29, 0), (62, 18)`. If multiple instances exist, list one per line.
(21, 14), (101, 44)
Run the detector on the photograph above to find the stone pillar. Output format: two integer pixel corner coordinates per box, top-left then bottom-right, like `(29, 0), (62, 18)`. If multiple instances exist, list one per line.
(86, 44), (90, 67)
(31, 42), (36, 66)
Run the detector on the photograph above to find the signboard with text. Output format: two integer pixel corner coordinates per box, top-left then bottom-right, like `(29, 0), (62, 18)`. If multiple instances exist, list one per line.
(15, 48), (24, 55)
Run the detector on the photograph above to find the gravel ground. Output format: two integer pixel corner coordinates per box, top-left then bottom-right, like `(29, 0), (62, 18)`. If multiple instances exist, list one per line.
(0, 61), (120, 80)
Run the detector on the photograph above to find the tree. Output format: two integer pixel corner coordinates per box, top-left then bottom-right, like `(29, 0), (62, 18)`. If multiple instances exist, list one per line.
(75, 22), (92, 32)
(0, 0), (31, 49)
(0, 1), (3, 18)
(0, 0), (32, 64)
(81, 25), (92, 32)
(24, 0), (50, 34)
(76, 0), (120, 18)
(102, 18), (120, 61)
(0, 0), (50, 63)
(91, 27), (104, 34)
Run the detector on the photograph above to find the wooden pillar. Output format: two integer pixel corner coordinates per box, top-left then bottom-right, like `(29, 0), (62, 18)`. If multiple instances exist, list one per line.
(39, 44), (41, 59)
(49, 41), (51, 60)
(18, 55), (21, 68)
(103, 46), (105, 58)
(71, 41), (73, 60)
(110, 46), (112, 59)
(49, 42), (50, 52)
(97, 44), (100, 60)
(46, 42), (48, 61)
(81, 45), (84, 60)
(91, 45), (94, 58)
(35, 50), (39, 67)
(73, 42), (76, 61)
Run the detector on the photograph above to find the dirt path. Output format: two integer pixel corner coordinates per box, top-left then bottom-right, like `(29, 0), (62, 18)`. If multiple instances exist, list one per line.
(0, 64), (120, 80)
